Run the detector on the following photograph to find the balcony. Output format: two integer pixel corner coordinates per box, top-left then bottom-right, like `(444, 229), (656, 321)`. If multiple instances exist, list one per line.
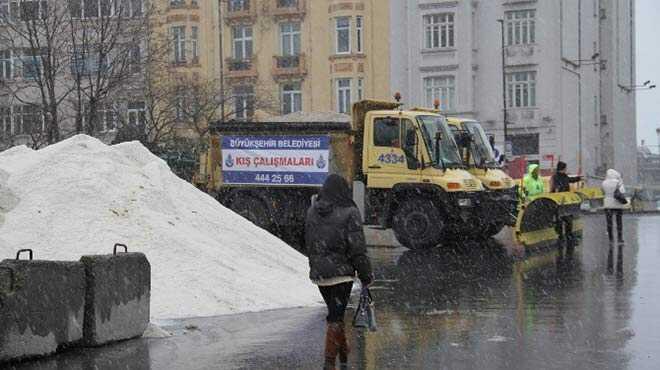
(225, 1), (256, 23)
(225, 58), (258, 79)
(272, 0), (306, 19)
(272, 54), (307, 78)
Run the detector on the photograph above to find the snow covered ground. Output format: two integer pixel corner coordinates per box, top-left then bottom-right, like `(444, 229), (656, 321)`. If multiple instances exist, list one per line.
(0, 135), (321, 319)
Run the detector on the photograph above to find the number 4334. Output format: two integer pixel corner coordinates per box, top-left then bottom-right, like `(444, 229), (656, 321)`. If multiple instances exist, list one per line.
(378, 153), (405, 164)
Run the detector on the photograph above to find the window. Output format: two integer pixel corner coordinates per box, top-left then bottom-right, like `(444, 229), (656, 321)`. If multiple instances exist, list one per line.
(335, 17), (350, 54)
(171, 26), (186, 63)
(506, 71), (536, 108)
(228, 0), (249, 12)
(129, 44), (141, 73)
(11, 0), (48, 21)
(281, 82), (302, 114)
(505, 10), (535, 46)
(424, 76), (455, 111)
(83, 103), (116, 132)
(0, 0), (9, 22)
(69, 0), (114, 18)
(191, 26), (199, 61)
(356, 16), (363, 53)
(126, 0), (143, 17)
(336, 78), (351, 113)
(277, 0), (297, 7)
(357, 78), (363, 101)
(0, 106), (10, 138)
(232, 25), (253, 60)
(13, 105), (43, 135)
(424, 13), (454, 49)
(233, 85), (254, 120)
(374, 118), (401, 147)
(510, 133), (539, 156)
(70, 49), (108, 76)
(174, 97), (184, 121)
(0, 50), (11, 80)
(169, 0), (185, 7)
(280, 22), (301, 56)
(21, 49), (43, 80)
(95, 105), (116, 132)
(127, 101), (146, 127)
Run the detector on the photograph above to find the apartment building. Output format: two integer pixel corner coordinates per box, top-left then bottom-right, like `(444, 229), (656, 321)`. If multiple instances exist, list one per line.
(390, 0), (637, 184)
(220, 0), (390, 118)
(159, 0), (220, 81)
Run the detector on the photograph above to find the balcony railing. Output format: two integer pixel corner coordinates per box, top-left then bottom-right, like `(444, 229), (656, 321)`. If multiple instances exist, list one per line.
(272, 54), (307, 77)
(225, 1), (256, 22)
(225, 57), (258, 79)
(272, 0), (305, 18)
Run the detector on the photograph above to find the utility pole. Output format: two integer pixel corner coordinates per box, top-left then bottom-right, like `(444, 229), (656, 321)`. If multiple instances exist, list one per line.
(497, 19), (508, 160)
(219, 0), (226, 120)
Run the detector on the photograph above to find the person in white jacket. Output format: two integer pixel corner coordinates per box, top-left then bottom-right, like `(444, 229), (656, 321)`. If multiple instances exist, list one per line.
(601, 169), (627, 242)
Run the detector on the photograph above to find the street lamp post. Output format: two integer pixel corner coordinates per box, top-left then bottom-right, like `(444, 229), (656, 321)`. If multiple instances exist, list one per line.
(497, 19), (508, 159)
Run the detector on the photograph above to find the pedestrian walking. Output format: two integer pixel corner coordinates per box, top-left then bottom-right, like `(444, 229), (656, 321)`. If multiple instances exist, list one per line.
(305, 174), (373, 370)
(551, 161), (582, 242)
(523, 164), (545, 200)
(602, 169), (627, 243)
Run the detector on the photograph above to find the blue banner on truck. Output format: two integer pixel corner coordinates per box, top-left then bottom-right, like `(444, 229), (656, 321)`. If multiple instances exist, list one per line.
(221, 136), (330, 186)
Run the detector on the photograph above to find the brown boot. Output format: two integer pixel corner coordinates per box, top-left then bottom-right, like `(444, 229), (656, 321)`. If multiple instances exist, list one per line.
(324, 323), (341, 369)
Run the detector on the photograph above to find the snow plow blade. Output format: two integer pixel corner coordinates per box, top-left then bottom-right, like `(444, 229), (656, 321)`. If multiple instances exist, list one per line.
(513, 192), (583, 249)
(574, 186), (605, 209)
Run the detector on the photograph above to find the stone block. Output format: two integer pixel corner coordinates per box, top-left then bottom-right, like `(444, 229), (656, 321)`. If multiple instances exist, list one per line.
(80, 250), (150, 346)
(0, 259), (86, 362)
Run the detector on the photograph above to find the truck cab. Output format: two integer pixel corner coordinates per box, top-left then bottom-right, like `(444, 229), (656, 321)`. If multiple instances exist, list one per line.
(356, 105), (485, 249)
(444, 117), (518, 236)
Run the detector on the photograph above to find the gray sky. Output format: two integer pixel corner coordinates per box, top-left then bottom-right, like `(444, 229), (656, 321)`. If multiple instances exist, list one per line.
(636, 0), (660, 147)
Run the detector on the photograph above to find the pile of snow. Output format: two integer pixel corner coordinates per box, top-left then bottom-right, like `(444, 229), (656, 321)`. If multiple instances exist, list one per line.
(0, 135), (320, 319)
(260, 111), (351, 123)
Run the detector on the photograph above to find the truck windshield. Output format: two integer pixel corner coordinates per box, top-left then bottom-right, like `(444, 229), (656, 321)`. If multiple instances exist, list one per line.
(463, 121), (499, 168)
(417, 115), (463, 168)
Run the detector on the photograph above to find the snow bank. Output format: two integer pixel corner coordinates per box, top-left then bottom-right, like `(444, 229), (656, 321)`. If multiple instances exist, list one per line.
(0, 135), (321, 319)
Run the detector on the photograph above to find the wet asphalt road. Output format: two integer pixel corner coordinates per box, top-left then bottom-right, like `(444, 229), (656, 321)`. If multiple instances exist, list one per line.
(6, 214), (660, 370)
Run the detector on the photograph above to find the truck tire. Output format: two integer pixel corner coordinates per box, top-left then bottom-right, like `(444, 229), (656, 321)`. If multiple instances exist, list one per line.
(230, 195), (272, 231)
(392, 198), (444, 250)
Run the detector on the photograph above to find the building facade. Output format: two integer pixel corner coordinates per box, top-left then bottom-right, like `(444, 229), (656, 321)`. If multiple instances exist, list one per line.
(220, 0), (391, 118)
(390, 0), (637, 184)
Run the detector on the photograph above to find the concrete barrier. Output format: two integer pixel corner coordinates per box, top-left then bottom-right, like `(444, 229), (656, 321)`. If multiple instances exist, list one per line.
(80, 245), (150, 346)
(0, 252), (86, 362)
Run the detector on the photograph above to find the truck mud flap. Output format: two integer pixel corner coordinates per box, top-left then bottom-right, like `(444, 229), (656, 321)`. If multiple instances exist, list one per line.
(513, 192), (583, 249)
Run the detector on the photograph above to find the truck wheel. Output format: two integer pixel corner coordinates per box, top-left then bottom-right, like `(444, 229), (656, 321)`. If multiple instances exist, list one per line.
(230, 195), (272, 231)
(392, 198), (444, 250)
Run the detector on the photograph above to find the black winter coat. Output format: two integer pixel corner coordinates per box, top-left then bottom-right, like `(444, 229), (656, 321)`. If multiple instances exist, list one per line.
(551, 172), (581, 193)
(305, 199), (373, 285)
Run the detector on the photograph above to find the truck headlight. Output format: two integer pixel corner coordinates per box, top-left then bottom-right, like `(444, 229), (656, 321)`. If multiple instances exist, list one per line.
(458, 198), (472, 207)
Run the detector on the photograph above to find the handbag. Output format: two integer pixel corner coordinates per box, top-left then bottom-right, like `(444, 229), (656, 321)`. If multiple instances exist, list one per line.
(352, 287), (377, 332)
(614, 185), (628, 205)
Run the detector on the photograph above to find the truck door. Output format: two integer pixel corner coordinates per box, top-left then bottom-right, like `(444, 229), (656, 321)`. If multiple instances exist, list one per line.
(365, 116), (422, 188)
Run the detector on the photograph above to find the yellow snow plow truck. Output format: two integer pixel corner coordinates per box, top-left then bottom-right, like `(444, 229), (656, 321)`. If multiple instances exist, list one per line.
(444, 117), (518, 237)
(195, 100), (491, 250)
(423, 113), (600, 249)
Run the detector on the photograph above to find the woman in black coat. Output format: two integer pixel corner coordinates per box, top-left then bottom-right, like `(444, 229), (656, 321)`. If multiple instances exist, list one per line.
(305, 174), (373, 370)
